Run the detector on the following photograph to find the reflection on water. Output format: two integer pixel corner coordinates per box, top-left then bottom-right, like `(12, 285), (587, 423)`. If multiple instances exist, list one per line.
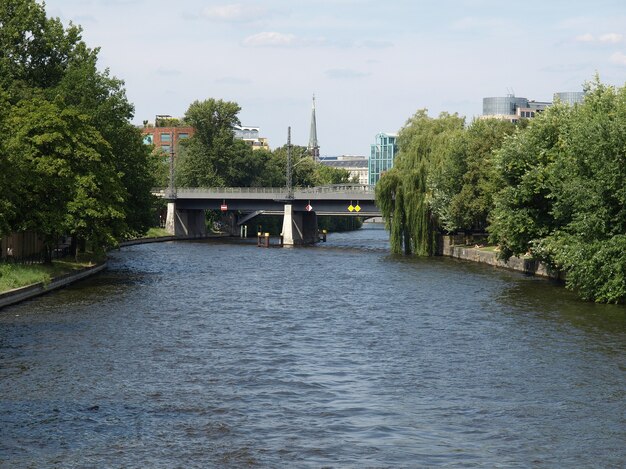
(1, 224), (625, 467)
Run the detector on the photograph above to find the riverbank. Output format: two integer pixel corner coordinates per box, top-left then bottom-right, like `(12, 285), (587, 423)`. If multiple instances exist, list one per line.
(440, 235), (563, 280)
(0, 232), (230, 309)
(0, 261), (108, 310)
(1, 230), (559, 310)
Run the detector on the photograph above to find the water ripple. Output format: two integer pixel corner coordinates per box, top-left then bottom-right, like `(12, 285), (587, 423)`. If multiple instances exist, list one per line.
(1, 226), (625, 467)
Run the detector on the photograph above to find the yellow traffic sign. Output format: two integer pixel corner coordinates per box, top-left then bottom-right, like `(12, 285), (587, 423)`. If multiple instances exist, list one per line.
(354, 204), (361, 212)
(348, 204), (354, 212)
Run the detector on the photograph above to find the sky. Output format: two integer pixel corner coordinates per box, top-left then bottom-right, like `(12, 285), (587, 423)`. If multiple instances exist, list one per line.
(42, 0), (626, 156)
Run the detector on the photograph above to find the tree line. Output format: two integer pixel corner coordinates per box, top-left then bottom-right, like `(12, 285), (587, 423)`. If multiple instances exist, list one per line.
(376, 78), (626, 304)
(0, 0), (156, 260)
(149, 98), (353, 189)
(0, 0), (355, 262)
(160, 98), (358, 234)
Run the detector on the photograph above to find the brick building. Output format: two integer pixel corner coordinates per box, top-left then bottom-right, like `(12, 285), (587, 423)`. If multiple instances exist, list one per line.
(141, 126), (195, 155)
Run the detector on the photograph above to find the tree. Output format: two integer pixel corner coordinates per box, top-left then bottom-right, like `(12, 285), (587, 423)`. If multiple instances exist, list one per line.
(314, 164), (351, 185)
(429, 118), (517, 233)
(490, 77), (626, 303)
(0, 90), (16, 237)
(376, 110), (465, 254)
(6, 97), (125, 260)
(488, 104), (570, 260)
(0, 0), (83, 100)
(0, 0), (157, 248)
(176, 99), (244, 187)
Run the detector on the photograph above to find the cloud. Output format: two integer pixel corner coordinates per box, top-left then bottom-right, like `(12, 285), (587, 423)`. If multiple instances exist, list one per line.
(201, 4), (267, 22)
(599, 33), (623, 44)
(576, 33), (595, 43)
(325, 68), (370, 79)
(610, 52), (626, 65)
(242, 31), (297, 47)
(239, 33), (390, 49)
(576, 32), (623, 44)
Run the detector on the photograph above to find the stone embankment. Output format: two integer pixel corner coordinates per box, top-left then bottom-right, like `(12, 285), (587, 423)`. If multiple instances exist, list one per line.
(0, 234), (226, 310)
(440, 234), (563, 280)
(0, 262), (108, 310)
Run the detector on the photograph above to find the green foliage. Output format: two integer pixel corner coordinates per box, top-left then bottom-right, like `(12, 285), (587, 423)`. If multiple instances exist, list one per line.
(376, 79), (625, 302)
(0, 0), (157, 253)
(490, 77), (626, 303)
(318, 216), (363, 232)
(536, 234), (626, 303)
(6, 98), (125, 256)
(376, 110), (465, 254)
(430, 118), (516, 232)
(315, 164), (351, 185)
(155, 116), (182, 127)
(176, 98), (252, 187)
(0, 258), (97, 293)
(148, 148), (170, 187)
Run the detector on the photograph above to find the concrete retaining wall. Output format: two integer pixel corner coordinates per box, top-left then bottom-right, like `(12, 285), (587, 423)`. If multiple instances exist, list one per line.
(0, 262), (108, 310)
(440, 235), (563, 279)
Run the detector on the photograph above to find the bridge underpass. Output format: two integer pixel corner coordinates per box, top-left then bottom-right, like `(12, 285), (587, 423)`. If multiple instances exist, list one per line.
(157, 185), (381, 245)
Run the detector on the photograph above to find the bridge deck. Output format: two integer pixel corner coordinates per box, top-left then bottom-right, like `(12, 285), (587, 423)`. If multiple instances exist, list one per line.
(155, 184), (376, 201)
(156, 185), (381, 217)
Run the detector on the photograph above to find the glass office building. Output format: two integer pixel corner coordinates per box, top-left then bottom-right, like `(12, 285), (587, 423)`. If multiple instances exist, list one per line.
(369, 132), (398, 185)
(554, 91), (585, 105)
(483, 96), (529, 116)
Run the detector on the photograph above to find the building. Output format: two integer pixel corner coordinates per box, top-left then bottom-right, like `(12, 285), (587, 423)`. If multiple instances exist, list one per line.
(319, 155), (369, 185)
(482, 91), (584, 122)
(233, 125), (270, 151)
(554, 91), (585, 105)
(369, 132), (398, 185)
(482, 95), (550, 122)
(141, 120), (270, 153)
(141, 125), (194, 155)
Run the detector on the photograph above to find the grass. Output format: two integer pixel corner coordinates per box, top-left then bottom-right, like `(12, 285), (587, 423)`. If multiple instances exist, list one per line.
(0, 255), (100, 294)
(143, 227), (171, 238)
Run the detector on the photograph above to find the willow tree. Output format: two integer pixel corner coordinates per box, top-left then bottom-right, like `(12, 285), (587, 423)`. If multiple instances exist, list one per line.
(376, 110), (465, 255)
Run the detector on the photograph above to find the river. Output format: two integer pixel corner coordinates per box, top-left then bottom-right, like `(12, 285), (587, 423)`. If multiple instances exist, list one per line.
(1, 224), (625, 468)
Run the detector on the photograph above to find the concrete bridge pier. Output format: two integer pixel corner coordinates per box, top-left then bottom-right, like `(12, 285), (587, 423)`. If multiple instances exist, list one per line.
(281, 204), (318, 246)
(165, 202), (207, 237)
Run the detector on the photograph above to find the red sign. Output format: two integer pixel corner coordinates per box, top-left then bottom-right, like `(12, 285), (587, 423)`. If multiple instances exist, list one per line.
(305, 204), (313, 212)
(220, 204), (228, 211)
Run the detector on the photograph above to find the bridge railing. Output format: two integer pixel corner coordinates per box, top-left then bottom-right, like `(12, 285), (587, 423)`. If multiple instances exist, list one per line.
(296, 184), (375, 194)
(153, 184), (376, 197)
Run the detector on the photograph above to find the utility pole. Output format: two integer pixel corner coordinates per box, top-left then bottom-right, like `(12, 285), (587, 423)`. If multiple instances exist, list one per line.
(168, 131), (176, 199)
(286, 126), (293, 199)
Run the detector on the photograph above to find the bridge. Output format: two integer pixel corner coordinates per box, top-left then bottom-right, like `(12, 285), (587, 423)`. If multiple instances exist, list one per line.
(157, 185), (381, 245)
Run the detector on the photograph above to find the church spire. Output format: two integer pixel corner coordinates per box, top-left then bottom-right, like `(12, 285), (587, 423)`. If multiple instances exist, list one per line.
(308, 94), (320, 161)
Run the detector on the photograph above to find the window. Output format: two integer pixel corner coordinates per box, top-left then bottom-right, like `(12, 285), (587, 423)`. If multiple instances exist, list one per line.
(160, 133), (171, 142)
(161, 144), (171, 153)
(143, 134), (153, 145)
(178, 133), (189, 139)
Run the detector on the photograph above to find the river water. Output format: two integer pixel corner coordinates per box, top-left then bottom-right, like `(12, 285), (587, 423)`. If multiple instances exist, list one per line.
(1, 225), (625, 468)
